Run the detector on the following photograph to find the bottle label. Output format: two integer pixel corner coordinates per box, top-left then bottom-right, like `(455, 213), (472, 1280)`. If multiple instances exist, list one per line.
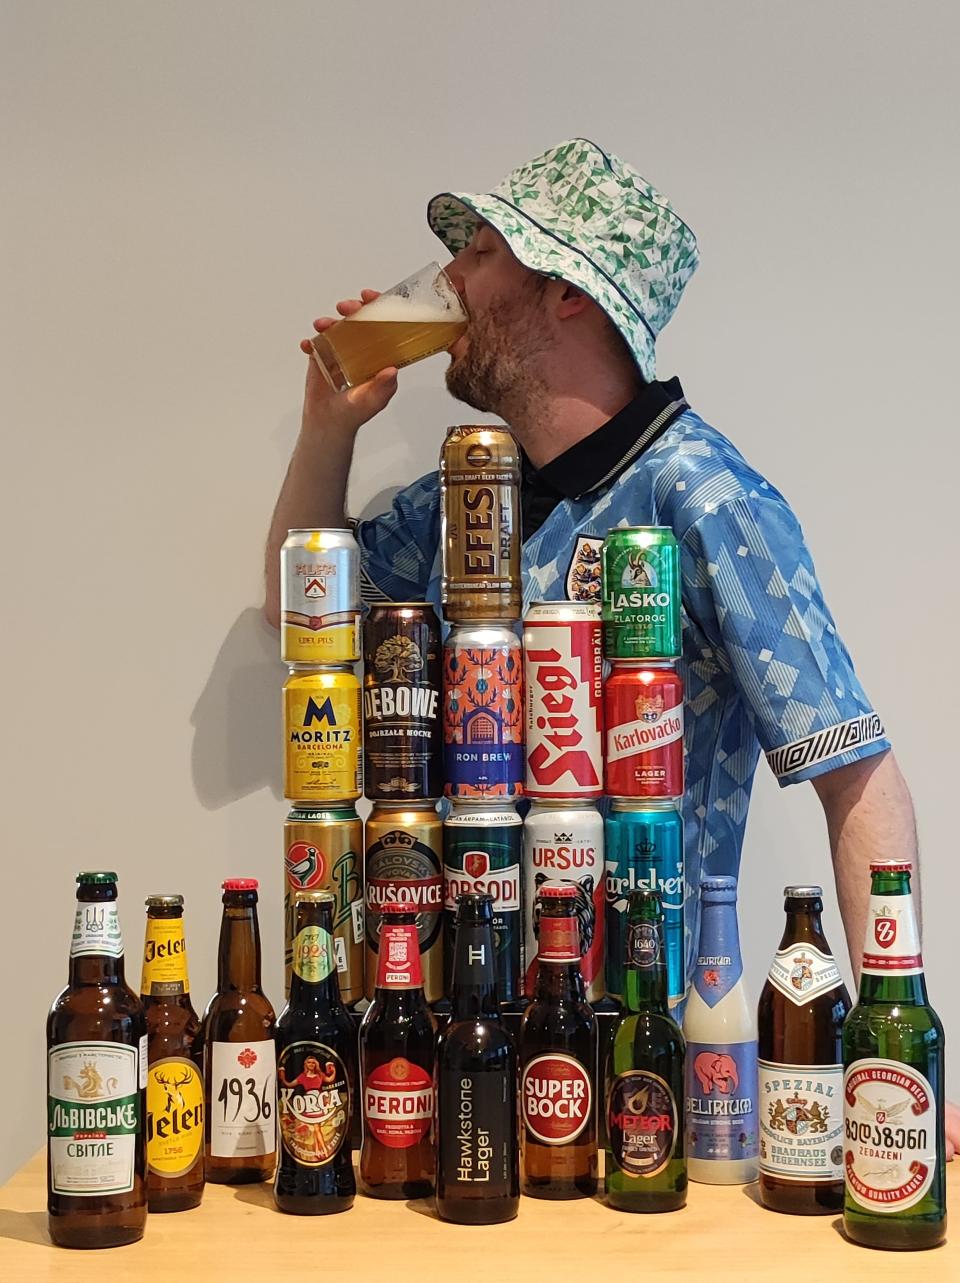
(364, 1058), (433, 1148)
(536, 916), (581, 964)
(860, 893), (923, 975)
(843, 1058), (937, 1213)
(277, 1042), (350, 1166)
(439, 1066), (515, 1188)
(292, 925), (336, 982)
(522, 1053), (592, 1145)
(48, 1041), (140, 1195)
(685, 1041), (759, 1162)
(209, 1040), (276, 1158)
(766, 942), (842, 1006)
(692, 904), (743, 1008)
(140, 918), (189, 996)
(607, 1070), (677, 1177)
(758, 1060), (843, 1181)
(627, 921), (660, 968)
(374, 922), (424, 989)
(146, 1055), (204, 1177)
(71, 901), (123, 959)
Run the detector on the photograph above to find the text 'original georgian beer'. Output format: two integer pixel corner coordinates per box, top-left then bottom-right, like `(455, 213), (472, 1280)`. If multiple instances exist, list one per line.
(280, 529), (361, 665)
(362, 602), (442, 801)
(523, 600), (603, 799)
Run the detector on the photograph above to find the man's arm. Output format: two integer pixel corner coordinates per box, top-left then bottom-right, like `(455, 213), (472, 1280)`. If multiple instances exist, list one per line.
(812, 749), (918, 977)
(264, 292), (397, 629)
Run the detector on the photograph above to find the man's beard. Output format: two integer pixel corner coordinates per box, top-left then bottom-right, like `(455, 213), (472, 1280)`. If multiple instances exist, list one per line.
(445, 290), (552, 416)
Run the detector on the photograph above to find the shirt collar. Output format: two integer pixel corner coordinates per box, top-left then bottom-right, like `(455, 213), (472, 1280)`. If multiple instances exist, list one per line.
(532, 376), (687, 500)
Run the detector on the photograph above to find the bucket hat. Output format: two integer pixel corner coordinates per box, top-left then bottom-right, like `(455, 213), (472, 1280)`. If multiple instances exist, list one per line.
(427, 137), (699, 383)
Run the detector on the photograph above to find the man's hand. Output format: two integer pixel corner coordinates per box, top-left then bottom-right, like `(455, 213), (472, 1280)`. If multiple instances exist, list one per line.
(300, 289), (398, 434)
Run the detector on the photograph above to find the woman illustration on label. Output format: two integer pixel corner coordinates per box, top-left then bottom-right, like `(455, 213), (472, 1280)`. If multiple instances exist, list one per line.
(279, 1053), (338, 1092)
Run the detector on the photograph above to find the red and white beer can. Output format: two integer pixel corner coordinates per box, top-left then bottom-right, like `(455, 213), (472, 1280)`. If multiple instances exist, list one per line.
(523, 799), (605, 1002)
(523, 601), (603, 799)
(604, 661), (684, 799)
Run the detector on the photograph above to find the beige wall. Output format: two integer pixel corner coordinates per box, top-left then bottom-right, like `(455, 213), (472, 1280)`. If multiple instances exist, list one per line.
(2, 2), (957, 1182)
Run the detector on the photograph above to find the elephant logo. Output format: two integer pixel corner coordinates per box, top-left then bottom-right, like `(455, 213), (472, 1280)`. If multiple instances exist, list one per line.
(693, 1051), (740, 1096)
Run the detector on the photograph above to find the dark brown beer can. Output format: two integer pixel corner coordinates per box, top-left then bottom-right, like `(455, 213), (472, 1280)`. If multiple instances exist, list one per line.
(362, 602), (442, 800)
(364, 802), (444, 1005)
(440, 425), (521, 623)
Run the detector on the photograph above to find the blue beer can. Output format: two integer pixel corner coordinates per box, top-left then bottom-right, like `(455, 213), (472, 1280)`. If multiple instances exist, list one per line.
(604, 799), (685, 1005)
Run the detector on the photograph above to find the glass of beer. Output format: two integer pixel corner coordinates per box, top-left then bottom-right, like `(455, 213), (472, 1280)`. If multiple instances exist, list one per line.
(310, 261), (467, 392)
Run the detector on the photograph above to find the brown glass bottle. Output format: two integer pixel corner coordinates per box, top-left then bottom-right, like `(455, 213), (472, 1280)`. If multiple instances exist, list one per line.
(47, 872), (147, 1249)
(519, 884), (597, 1198)
(201, 879), (277, 1184)
(360, 900), (437, 1198)
(757, 885), (851, 1214)
(275, 891), (356, 1213)
(141, 895), (204, 1211)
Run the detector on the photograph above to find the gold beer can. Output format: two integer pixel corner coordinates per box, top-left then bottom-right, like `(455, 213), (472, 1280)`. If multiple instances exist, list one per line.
(284, 804), (364, 1004)
(280, 528), (361, 664)
(363, 801), (444, 1005)
(283, 666), (362, 802)
(440, 425), (521, 623)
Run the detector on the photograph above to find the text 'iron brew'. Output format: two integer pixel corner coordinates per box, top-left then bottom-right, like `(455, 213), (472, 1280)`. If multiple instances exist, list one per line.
(443, 623), (523, 799)
(440, 425), (521, 623)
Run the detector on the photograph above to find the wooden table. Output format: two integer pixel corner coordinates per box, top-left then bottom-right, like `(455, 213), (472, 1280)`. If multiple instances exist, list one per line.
(1, 1153), (956, 1282)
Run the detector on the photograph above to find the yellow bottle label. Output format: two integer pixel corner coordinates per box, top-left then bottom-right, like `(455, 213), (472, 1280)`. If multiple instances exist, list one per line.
(146, 1056), (204, 1178)
(141, 917), (190, 996)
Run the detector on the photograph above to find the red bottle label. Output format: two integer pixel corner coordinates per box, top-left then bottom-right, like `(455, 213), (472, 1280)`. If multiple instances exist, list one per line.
(521, 1053), (592, 1144)
(374, 922), (424, 989)
(536, 915), (581, 963)
(364, 1058), (433, 1149)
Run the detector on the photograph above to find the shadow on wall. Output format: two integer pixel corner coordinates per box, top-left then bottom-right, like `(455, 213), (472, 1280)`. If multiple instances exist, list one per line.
(188, 487), (404, 812)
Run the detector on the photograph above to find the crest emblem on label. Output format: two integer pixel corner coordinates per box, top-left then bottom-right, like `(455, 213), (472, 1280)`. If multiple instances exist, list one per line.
(146, 1057), (204, 1177)
(286, 841), (325, 889)
(874, 917), (896, 948)
(464, 850), (489, 880)
(766, 943), (843, 1007)
(564, 536), (603, 601)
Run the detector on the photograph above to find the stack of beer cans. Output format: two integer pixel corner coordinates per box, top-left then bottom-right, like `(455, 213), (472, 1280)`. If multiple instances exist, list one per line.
(280, 530), (364, 1004)
(600, 528), (685, 1008)
(439, 426), (526, 1007)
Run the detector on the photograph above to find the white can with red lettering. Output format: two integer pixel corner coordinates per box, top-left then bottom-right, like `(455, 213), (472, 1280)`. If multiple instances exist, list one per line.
(523, 600), (603, 799)
(523, 799), (605, 1002)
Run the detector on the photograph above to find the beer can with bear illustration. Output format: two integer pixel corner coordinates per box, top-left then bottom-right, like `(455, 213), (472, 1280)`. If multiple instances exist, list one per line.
(523, 800), (605, 1003)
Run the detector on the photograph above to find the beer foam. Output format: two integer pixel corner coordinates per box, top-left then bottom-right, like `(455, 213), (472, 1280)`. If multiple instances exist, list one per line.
(347, 294), (459, 323)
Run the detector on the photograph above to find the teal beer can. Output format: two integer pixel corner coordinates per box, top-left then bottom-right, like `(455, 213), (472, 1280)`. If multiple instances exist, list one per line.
(601, 526), (681, 659)
(604, 799), (685, 1006)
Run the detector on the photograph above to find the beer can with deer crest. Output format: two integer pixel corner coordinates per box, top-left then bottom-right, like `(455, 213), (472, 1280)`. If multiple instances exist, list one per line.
(443, 801), (523, 1004)
(604, 661), (684, 799)
(523, 800), (605, 1002)
(604, 799), (685, 1008)
(363, 801), (444, 1005)
(280, 528), (361, 664)
(443, 623), (524, 800)
(440, 424), (522, 623)
(283, 805), (364, 1004)
(601, 526), (681, 659)
(362, 602), (442, 801)
(523, 600), (603, 799)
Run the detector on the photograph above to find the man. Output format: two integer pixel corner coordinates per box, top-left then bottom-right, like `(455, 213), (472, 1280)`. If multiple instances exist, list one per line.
(265, 139), (956, 1153)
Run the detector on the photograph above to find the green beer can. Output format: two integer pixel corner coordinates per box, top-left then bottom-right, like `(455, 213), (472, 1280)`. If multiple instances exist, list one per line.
(601, 527), (681, 659)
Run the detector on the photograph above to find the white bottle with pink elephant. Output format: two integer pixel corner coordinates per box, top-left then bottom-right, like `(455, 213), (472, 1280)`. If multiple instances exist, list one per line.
(683, 875), (759, 1184)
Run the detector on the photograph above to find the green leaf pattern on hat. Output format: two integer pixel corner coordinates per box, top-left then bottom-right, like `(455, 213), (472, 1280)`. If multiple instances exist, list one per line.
(427, 137), (699, 383)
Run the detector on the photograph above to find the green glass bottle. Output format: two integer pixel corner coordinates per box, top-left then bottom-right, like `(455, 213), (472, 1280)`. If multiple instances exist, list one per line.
(604, 889), (686, 1212)
(842, 860), (946, 1250)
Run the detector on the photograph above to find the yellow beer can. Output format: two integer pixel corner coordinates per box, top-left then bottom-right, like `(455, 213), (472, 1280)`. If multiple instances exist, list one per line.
(283, 666), (362, 802)
(280, 528), (361, 664)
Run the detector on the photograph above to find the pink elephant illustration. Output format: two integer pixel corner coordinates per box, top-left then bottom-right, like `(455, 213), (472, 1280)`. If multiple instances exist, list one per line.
(693, 1051), (739, 1095)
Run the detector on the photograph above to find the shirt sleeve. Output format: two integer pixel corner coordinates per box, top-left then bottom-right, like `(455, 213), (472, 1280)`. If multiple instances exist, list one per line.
(349, 470), (441, 604)
(680, 493), (890, 786)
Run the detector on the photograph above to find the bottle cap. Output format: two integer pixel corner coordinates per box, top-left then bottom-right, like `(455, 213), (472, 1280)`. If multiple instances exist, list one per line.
(222, 878), (259, 891)
(783, 885), (823, 899)
(293, 889), (335, 905)
(538, 883), (578, 900)
(77, 871), (118, 884)
(454, 891), (494, 922)
(869, 860), (913, 874)
(380, 899), (418, 915)
(700, 875), (738, 902)
(145, 893), (184, 908)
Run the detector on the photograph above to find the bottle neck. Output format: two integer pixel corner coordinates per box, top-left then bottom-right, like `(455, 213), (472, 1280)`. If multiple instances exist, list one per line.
(217, 905), (262, 992)
(778, 904), (832, 954)
(68, 892), (126, 986)
(288, 911), (342, 1008)
(141, 908), (190, 998)
(373, 920), (426, 1005)
(693, 894), (743, 1006)
(857, 872), (928, 1006)
(533, 912), (584, 1004)
(450, 920), (500, 1021)
(624, 916), (669, 1014)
